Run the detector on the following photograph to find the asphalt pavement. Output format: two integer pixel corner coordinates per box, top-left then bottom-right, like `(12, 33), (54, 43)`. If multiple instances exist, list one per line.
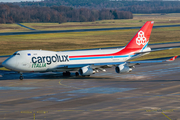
(0, 57), (180, 119)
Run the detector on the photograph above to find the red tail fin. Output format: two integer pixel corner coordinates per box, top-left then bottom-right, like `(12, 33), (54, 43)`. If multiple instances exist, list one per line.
(125, 21), (154, 49)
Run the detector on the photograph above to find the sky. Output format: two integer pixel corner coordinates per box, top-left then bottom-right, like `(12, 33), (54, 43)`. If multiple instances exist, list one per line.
(0, 0), (43, 2)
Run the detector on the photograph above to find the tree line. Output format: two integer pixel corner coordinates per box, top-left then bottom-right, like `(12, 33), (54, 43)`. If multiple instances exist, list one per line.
(18, 0), (180, 14)
(118, 1), (180, 14)
(0, 4), (133, 24)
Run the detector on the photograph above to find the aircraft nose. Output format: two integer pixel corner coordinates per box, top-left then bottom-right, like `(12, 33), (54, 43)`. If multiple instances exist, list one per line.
(2, 61), (6, 67)
(2, 58), (17, 70)
(2, 59), (11, 69)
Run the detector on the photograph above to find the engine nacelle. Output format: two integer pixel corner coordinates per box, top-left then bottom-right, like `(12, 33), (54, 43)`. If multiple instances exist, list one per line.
(79, 66), (95, 76)
(115, 64), (132, 74)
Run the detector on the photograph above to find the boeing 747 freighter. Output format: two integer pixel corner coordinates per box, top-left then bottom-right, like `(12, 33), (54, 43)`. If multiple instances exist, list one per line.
(2, 21), (177, 80)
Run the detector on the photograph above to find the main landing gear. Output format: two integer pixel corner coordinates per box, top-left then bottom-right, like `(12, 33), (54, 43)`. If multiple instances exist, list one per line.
(63, 71), (71, 76)
(19, 72), (23, 80)
(62, 71), (79, 77)
(75, 72), (79, 76)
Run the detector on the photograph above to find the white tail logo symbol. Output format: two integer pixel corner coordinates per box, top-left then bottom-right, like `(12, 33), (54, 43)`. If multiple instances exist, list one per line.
(136, 31), (147, 45)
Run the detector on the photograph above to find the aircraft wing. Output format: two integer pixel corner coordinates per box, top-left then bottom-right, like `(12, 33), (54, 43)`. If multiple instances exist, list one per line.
(55, 62), (123, 69)
(129, 56), (178, 65)
(55, 56), (178, 70)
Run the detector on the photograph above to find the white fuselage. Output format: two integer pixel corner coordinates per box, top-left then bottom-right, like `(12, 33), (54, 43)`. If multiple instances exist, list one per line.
(2, 47), (151, 73)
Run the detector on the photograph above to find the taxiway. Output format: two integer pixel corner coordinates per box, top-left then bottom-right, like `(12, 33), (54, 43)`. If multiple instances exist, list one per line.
(1, 24), (180, 36)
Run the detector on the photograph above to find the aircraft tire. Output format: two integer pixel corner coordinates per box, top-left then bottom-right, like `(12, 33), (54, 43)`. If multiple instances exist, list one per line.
(19, 76), (23, 80)
(75, 72), (79, 76)
(63, 71), (71, 76)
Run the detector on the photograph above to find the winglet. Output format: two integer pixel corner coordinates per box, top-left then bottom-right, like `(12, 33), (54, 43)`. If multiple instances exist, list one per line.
(166, 56), (178, 61)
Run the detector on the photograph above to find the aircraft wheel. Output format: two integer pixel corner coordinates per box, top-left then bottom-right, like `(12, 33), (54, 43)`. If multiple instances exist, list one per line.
(19, 76), (23, 80)
(75, 72), (79, 76)
(66, 71), (71, 76)
(63, 71), (71, 76)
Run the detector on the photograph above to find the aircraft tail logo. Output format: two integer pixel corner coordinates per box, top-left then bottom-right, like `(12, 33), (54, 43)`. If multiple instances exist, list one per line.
(125, 21), (154, 49)
(136, 31), (147, 45)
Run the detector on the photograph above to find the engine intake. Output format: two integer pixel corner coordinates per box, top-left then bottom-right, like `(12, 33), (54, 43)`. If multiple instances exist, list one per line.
(79, 66), (95, 76)
(115, 64), (132, 74)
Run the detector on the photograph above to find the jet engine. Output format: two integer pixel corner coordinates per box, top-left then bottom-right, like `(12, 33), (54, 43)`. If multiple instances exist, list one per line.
(79, 66), (95, 76)
(115, 64), (132, 74)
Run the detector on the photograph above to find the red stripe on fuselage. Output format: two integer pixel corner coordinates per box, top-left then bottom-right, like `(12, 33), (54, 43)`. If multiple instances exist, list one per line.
(69, 48), (141, 58)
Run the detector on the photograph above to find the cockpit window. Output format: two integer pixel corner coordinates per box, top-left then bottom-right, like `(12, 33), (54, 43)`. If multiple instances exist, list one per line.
(13, 53), (20, 55)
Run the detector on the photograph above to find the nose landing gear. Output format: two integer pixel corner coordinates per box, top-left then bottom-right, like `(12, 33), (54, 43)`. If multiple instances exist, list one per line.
(19, 73), (23, 80)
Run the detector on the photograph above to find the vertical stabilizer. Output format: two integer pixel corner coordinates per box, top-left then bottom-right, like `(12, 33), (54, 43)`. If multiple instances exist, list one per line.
(125, 21), (154, 49)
